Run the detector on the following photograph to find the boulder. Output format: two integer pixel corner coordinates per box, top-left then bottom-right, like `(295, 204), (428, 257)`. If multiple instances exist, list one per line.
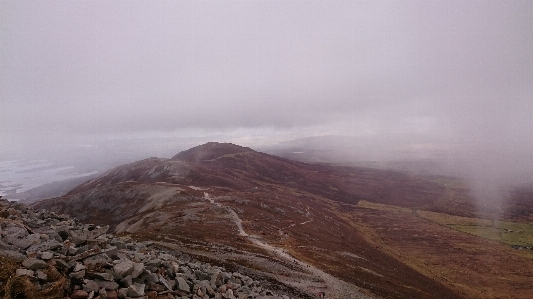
(120, 275), (133, 288)
(40, 251), (54, 260)
(93, 272), (115, 281)
(15, 268), (35, 277)
(0, 249), (26, 261)
(26, 239), (63, 254)
(35, 269), (47, 281)
(211, 270), (225, 286)
(51, 258), (69, 270)
(84, 280), (101, 293)
(3, 225), (29, 246)
(127, 283), (145, 297)
(22, 258), (48, 270)
(113, 260), (134, 277)
(145, 258), (162, 267)
(16, 234), (41, 249)
(158, 274), (172, 291)
(73, 262), (86, 272)
(147, 282), (165, 292)
(98, 287), (108, 299)
(117, 288), (128, 299)
(145, 273), (159, 284)
(69, 270), (86, 280)
(96, 279), (119, 290)
(130, 262), (144, 278)
(176, 276), (190, 293)
(83, 253), (112, 266)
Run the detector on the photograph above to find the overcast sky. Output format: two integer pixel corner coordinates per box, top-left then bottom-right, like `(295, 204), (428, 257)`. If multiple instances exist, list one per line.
(1, 0), (532, 155)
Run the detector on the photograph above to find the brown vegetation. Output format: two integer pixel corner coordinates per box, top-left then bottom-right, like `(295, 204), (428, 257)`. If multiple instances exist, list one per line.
(33, 142), (533, 298)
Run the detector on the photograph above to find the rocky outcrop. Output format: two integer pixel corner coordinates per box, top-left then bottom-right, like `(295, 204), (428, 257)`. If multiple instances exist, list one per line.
(0, 198), (293, 299)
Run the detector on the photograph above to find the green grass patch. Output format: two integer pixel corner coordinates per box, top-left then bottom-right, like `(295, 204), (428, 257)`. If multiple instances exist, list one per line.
(450, 223), (533, 246)
(450, 225), (502, 242)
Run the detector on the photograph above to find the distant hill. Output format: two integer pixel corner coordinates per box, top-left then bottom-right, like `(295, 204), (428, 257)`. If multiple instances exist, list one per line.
(32, 142), (533, 299)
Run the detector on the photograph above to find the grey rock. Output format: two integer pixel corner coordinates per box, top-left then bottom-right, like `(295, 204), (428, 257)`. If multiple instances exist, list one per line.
(22, 258), (48, 270)
(33, 227), (63, 242)
(158, 274), (172, 291)
(53, 225), (71, 241)
(93, 271), (114, 281)
(96, 279), (119, 290)
(176, 276), (190, 293)
(0, 249), (26, 261)
(117, 288), (128, 299)
(35, 269), (47, 281)
(104, 246), (119, 259)
(211, 270), (225, 287)
(98, 287), (108, 299)
(16, 233), (41, 249)
(114, 260), (134, 277)
(130, 262), (144, 278)
(3, 224), (28, 244)
(166, 279), (176, 290)
(195, 270), (210, 281)
(77, 245), (89, 254)
(145, 258), (161, 268)
(72, 262), (86, 272)
(0, 238), (15, 250)
(244, 278), (253, 287)
(51, 258), (69, 270)
(15, 268), (35, 277)
(70, 225), (109, 245)
(69, 270), (86, 280)
(40, 251), (54, 260)
(112, 241), (126, 250)
(145, 273), (159, 284)
(225, 289), (236, 299)
(147, 282), (165, 292)
(120, 275), (133, 287)
(84, 279), (101, 293)
(83, 253), (112, 265)
(159, 253), (175, 261)
(68, 246), (78, 256)
(26, 239), (63, 254)
(218, 285), (227, 293)
(199, 280), (215, 296)
(127, 283), (145, 297)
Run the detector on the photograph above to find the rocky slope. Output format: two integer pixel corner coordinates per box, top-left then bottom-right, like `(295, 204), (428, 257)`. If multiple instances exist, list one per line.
(0, 197), (301, 299)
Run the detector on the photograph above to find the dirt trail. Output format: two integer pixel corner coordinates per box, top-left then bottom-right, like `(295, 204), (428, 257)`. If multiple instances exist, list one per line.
(204, 193), (374, 299)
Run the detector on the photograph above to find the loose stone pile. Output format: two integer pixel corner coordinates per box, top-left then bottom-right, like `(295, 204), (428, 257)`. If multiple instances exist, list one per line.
(0, 198), (293, 299)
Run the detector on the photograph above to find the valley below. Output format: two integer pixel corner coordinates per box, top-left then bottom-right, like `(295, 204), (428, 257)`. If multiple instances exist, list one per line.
(26, 142), (533, 298)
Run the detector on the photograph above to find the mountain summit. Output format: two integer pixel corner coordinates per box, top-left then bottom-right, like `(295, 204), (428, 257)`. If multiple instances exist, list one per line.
(171, 142), (253, 161)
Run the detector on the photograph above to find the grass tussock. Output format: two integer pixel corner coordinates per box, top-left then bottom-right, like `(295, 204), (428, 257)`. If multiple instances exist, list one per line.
(0, 256), (68, 299)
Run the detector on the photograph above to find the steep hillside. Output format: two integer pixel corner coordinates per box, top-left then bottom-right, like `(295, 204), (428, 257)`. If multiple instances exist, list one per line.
(33, 142), (533, 299)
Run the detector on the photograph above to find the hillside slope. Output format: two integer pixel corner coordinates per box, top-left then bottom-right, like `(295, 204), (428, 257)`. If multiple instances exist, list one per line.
(33, 142), (533, 299)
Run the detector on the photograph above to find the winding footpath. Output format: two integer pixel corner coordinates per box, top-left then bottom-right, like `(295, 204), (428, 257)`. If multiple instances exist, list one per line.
(204, 193), (373, 299)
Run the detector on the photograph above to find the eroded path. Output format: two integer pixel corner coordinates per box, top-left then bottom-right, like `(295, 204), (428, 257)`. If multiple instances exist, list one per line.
(204, 193), (373, 299)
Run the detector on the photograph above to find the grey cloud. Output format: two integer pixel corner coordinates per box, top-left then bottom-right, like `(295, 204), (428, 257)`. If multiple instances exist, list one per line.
(1, 0), (532, 148)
